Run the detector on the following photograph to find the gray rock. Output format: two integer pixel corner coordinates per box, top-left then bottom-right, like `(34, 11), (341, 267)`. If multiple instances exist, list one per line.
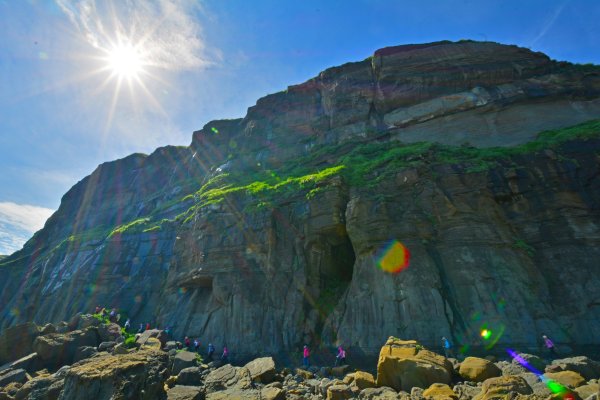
(40, 324), (57, 335)
(411, 386), (424, 400)
(0, 368), (27, 387)
(173, 351), (198, 376)
(0, 353), (41, 375)
(167, 385), (205, 400)
(244, 357), (276, 383)
(74, 346), (97, 362)
(0, 323), (40, 365)
(97, 341), (116, 352)
(33, 328), (99, 368)
(547, 356), (600, 381)
(178, 367), (203, 386)
(204, 364), (252, 394)
(359, 386), (399, 399)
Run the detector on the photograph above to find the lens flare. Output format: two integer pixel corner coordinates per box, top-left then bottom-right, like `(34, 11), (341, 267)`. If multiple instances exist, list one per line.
(211, 127), (219, 134)
(481, 329), (492, 339)
(376, 240), (410, 274)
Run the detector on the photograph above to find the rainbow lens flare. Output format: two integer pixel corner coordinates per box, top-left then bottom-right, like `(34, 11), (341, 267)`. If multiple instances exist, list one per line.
(481, 329), (492, 339)
(376, 240), (410, 274)
(211, 127), (219, 134)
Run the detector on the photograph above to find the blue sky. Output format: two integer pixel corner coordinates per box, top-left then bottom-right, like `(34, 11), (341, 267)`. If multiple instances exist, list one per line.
(0, 0), (599, 254)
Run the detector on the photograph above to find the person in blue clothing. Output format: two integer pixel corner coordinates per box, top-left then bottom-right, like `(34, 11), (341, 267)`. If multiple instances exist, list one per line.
(442, 336), (454, 358)
(207, 343), (215, 361)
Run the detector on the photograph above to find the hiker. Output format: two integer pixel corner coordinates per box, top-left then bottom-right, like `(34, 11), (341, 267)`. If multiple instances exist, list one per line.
(185, 336), (191, 350)
(221, 345), (229, 363)
(303, 345), (310, 367)
(95, 306), (101, 314)
(109, 308), (117, 322)
(207, 343), (215, 361)
(145, 322), (151, 331)
(542, 335), (556, 357)
(335, 346), (346, 366)
(442, 337), (454, 358)
(124, 318), (131, 331)
(137, 324), (144, 333)
(194, 339), (200, 353)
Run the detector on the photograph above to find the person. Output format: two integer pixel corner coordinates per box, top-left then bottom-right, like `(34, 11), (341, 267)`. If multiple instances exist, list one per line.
(221, 345), (229, 363)
(542, 335), (556, 357)
(145, 322), (151, 331)
(185, 336), (191, 350)
(207, 343), (215, 361)
(124, 318), (131, 331)
(137, 324), (144, 333)
(95, 306), (101, 314)
(109, 308), (116, 321)
(335, 346), (346, 366)
(442, 337), (454, 358)
(303, 345), (310, 367)
(194, 339), (200, 353)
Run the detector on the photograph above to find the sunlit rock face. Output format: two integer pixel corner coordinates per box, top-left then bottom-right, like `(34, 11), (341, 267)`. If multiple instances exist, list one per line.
(2, 41), (600, 360)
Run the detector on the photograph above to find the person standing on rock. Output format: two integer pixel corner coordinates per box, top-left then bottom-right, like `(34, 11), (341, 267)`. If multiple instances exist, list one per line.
(303, 345), (310, 367)
(221, 345), (229, 363)
(207, 343), (215, 361)
(145, 322), (151, 331)
(542, 335), (556, 357)
(335, 346), (346, 366)
(442, 337), (454, 358)
(185, 336), (191, 349)
(124, 318), (131, 332)
(194, 339), (200, 353)
(137, 323), (144, 333)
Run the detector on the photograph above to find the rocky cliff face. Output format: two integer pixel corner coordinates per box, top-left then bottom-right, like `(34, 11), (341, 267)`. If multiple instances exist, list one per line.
(1, 41), (600, 360)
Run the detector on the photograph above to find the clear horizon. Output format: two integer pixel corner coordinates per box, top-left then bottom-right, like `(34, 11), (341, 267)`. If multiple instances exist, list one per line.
(1, 0), (599, 254)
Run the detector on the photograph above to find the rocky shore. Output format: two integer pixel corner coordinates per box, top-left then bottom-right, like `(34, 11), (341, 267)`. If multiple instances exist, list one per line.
(1, 317), (598, 399)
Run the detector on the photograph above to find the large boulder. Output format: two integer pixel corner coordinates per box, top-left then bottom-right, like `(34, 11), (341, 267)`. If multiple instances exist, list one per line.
(0, 353), (41, 375)
(0, 323), (40, 365)
(473, 376), (533, 400)
(510, 353), (546, 373)
(261, 386), (285, 400)
(353, 371), (376, 390)
(97, 323), (122, 343)
(327, 384), (352, 400)
(574, 383), (599, 400)
(459, 357), (502, 382)
(204, 364), (252, 394)
(136, 329), (168, 347)
(177, 367), (202, 386)
(167, 385), (205, 400)
(422, 383), (458, 400)
(244, 357), (276, 383)
(544, 371), (586, 389)
(59, 348), (169, 400)
(546, 357), (600, 381)
(0, 368), (27, 388)
(33, 328), (99, 368)
(172, 351), (198, 376)
(376, 337), (453, 392)
(14, 366), (69, 400)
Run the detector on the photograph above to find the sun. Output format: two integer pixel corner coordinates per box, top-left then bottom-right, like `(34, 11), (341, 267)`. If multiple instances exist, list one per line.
(106, 42), (145, 79)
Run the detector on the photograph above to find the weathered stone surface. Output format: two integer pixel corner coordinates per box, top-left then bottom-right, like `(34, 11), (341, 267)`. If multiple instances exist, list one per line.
(244, 357), (276, 383)
(58, 348), (169, 400)
(97, 323), (121, 343)
(0, 353), (41, 375)
(98, 341), (116, 352)
(332, 365), (351, 377)
(546, 357), (600, 381)
(33, 328), (99, 368)
(452, 383), (482, 400)
(177, 367), (202, 386)
(358, 386), (399, 399)
(14, 368), (67, 400)
(544, 371), (586, 389)
(327, 383), (352, 400)
(261, 386), (285, 400)
(353, 371), (376, 390)
(473, 376), (533, 400)
(172, 351), (198, 376)
(1, 41), (600, 363)
(295, 368), (314, 380)
(0, 368), (27, 387)
(204, 364), (252, 394)
(376, 338), (452, 392)
(0, 323), (40, 365)
(575, 383), (599, 400)
(459, 357), (502, 382)
(136, 329), (168, 347)
(423, 383), (457, 400)
(167, 385), (204, 400)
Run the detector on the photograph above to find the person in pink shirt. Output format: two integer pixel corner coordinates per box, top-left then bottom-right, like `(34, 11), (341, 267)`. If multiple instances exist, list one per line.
(303, 345), (310, 367)
(542, 335), (556, 357)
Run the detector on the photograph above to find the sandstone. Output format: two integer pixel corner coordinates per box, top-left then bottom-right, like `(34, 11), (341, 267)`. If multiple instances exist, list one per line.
(332, 365), (351, 377)
(136, 329), (168, 347)
(459, 357), (502, 382)
(0, 353), (41, 375)
(327, 383), (352, 400)
(547, 357), (600, 381)
(358, 386), (399, 399)
(544, 371), (586, 389)
(0, 368), (27, 388)
(172, 351), (198, 376)
(167, 385), (204, 400)
(177, 367), (202, 386)
(97, 323), (122, 343)
(511, 354), (545, 373)
(353, 371), (376, 390)
(205, 388), (260, 399)
(423, 383), (457, 400)
(33, 328), (99, 368)
(0, 382), (22, 399)
(575, 383), (599, 400)
(453, 383), (482, 400)
(97, 341), (116, 352)
(376, 337), (453, 392)
(473, 376), (533, 400)
(0, 323), (40, 365)
(244, 356), (276, 383)
(296, 368), (314, 380)
(261, 386), (285, 400)
(204, 364), (252, 393)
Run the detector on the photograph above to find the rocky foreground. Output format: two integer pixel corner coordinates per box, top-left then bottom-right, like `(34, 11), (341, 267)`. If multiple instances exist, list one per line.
(0, 317), (598, 400)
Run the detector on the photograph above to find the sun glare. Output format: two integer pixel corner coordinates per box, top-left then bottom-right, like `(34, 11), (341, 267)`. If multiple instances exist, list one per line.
(106, 43), (144, 79)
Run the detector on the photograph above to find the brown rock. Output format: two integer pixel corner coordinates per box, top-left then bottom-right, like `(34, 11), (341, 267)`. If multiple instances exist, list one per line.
(261, 386), (285, 400)
(544, 371), (586, 389)
(423, 383), (458, 400)
(473, 376), (532, 400)
(167, 385), (204, 400)
(575, 383), (599, 400)
(353, 371), (376, 390)
(244, 357), (276, 383)
(327, 384), (352, 400)
(459, 357), (502, 382)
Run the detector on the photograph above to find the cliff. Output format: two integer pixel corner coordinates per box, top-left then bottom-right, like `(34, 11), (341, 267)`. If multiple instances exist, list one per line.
(1, 40), (600, 360)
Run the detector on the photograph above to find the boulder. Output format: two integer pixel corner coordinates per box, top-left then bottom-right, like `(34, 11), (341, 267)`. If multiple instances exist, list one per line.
(473, 376), (533, 400)
(33, 328), (99, 368)
(98, 341), (116, 352)
(358, 386), (400, 400)
(165, 341), (179, 351)
(0, 323), (40, 365)
(423, 383), (458, 400)
(167, 385), (205, 400)
(97, 323), (122, 343)
(295, 368), (314, 380)
(136, 329), (168, 347)
(40, 324), (57, 336)
(453, 383), (482, 400)
(459, 357), (502, 382)
(496, 361), (526, 376)
(544, 371), (586, 389)
(177, 367), (202, 386)
(14, 368), (67, 400)
(0, 368), (27, 387)
(113, 343), (131, 355)
(574, 383), (599, 400)
(331, 365), (350, 377)
(261, 386), (285, 400)
(327, 383), (352, 400)
(74, 346), (97, 362)
(547, 357), (600, 381)
(58, 348), (169, 400)
(204, 364), (252, 394)
(353, 371), (376, 390)
(0, 353), (41, 375)
(376, 337), (453, 392)
(244, 357), (276, 383)
(172, 351), (198, 376)
(510, 353), (546, 373)
(75, 314), (101, 330)
(204, 388), (260, 399)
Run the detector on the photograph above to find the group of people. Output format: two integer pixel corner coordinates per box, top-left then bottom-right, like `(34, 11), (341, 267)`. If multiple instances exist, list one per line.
(441, 334), (557, 358)
(184, 337), (229, 362)
(301, 345), (347, 368)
